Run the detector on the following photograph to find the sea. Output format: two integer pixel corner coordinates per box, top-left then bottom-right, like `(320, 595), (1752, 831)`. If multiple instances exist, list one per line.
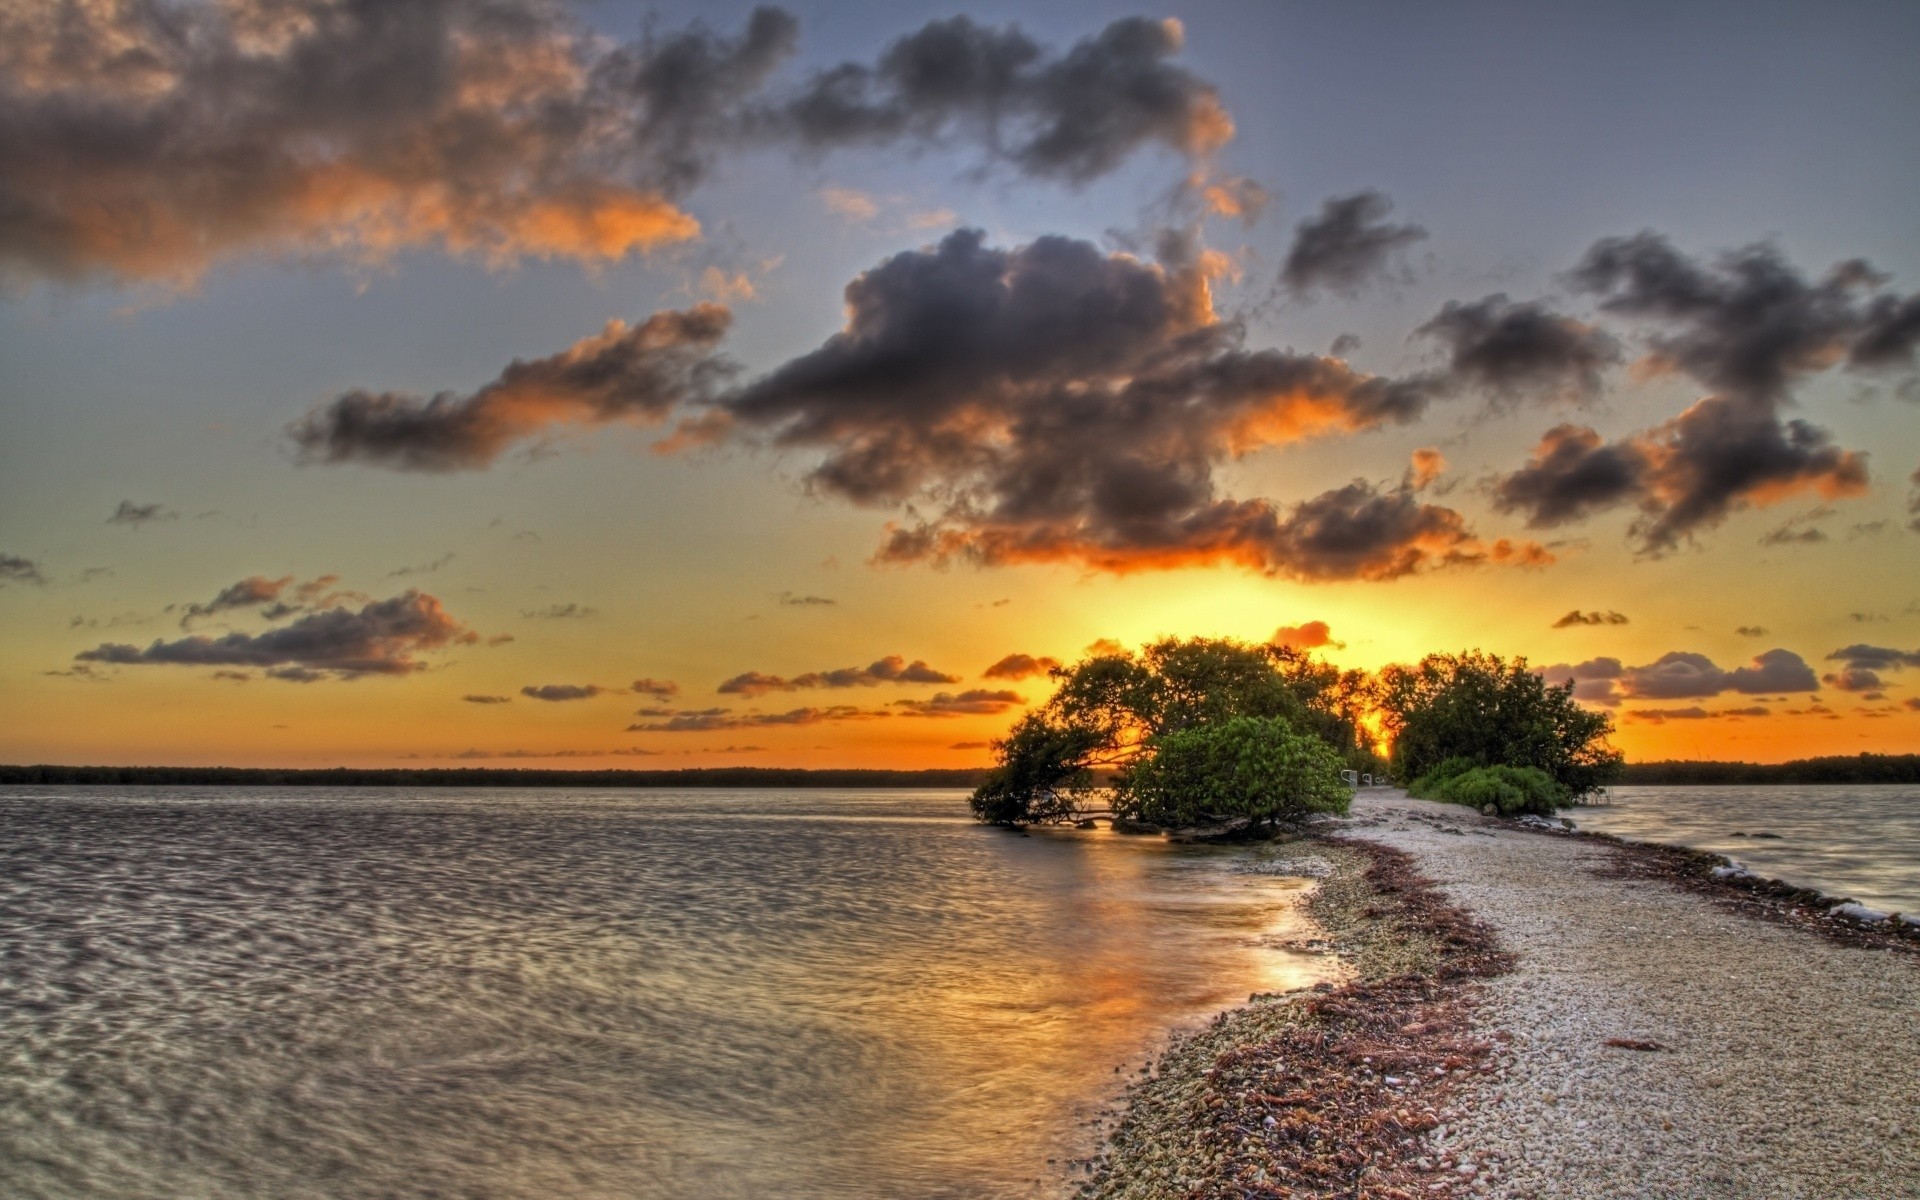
(1574, 784), (1920, 916)
(0, 786), (1333, 1200)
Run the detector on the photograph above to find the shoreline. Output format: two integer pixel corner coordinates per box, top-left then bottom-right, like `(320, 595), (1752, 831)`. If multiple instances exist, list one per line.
(1079, 790), (1920, 1198)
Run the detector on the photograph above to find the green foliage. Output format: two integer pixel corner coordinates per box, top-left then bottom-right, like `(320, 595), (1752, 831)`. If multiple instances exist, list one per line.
(1377, 651), (1621, 800)
(1125, 716), (1352, 827)
(968, 636), (1363, 826)
(1410, 763), (1567, 816)
(968, 715), (1106, 825)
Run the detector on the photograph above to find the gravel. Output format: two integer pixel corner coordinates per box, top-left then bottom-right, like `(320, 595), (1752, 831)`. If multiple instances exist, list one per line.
(1335, 790), (1920, 1199)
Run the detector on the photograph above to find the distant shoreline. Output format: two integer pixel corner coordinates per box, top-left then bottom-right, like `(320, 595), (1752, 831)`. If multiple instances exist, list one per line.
(5, 753), (1919, 788)
(0, 764), (991, 789)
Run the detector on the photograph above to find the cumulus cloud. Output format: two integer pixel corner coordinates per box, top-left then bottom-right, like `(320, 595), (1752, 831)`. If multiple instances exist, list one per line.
(520, 684), (610, 701)
(1551, 610), (1629, 629)
(1281, 192), (1426, 298)
(721, 228), (1543, 578)
(3, 6), (1232, 287)
(1536, 657), (1625, 706)
(982, 653), (1062, 680)
(291, 306), (734, 470)
(107, 501), (175, 527)
(627, 704), (891, 731)
(1493, 235), (1907, 552)
(892, 689), (1025, 716)
(1270, 621), (1342, 651)
(1826, 644), (1920, 672)
(76, 590), (476, 679)
(1416, 295), (1620, 405)
(1, 554), (46, 587)
(1618, 649), (1818, 700)
(717, 655), (961, 696)
(631, 677), (681, 699)
(1822, 667), (1883, 693)
(771, 16), (1233, 183)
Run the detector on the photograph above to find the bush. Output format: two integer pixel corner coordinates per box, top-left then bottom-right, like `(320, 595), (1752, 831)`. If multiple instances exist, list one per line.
(1411, 763), (1568, 816)
(1123, 715), (1352, 828)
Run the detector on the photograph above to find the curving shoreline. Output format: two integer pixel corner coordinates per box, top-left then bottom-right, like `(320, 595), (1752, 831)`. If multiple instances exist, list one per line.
(1079, 790), (1920, 1199)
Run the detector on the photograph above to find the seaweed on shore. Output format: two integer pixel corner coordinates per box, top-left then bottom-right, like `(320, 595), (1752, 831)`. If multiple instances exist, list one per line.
(1079, 840), (1512, 1200)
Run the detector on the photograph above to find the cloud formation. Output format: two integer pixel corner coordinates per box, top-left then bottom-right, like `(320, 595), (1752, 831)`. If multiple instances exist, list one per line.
(520, 684), (609, 702)
(631, 678), (681, 699)
(717, 655), (961, 696)
(777, 592), (837, 606)
(1551, 610), (1628, 629)
(463, 694), (513, 704)
(1, 554), (45, 587)
(892, 689), (1025, 716)
(1270, 621), (1342, 650)
(521, 603), (598, 620)
(1541, 649), (1818, 705)
(1536, 657), (1625, 705)
(1626, 705), (1770, 723)
(3, 6), (1232, 286)
(719, 228), (1534, 578)
(1281, 192), (1426, 298)
(77, 590), (476, 679)
(291, 307), (734, 470)
(107, 501), (175, 527)
(1416, 295), (1620, 405)
(982, 653), (1062, 680)
(1494, 235), (1909, 551)
(1824, 643), (1920, 698)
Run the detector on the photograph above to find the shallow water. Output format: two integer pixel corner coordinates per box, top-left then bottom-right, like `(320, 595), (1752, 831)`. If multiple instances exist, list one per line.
(1574, 784), (1920, 915)
(0, 787), (1330, 1199)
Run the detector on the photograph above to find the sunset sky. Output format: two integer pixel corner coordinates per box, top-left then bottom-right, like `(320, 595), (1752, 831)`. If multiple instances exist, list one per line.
(4, 0), (1918, 768)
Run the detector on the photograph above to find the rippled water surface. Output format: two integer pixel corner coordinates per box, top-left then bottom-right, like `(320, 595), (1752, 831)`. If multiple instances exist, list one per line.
(0, 787), (1331, 1199)
(1575, 785), (1920, 914)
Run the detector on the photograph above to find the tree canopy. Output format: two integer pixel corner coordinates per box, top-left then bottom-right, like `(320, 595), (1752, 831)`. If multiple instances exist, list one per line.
(1376, 651), (1621, 799)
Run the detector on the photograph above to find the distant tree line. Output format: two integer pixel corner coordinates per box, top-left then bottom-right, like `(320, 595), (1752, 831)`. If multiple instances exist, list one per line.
(1620, 755), (1920, 785)
(0, 765), (992, 789)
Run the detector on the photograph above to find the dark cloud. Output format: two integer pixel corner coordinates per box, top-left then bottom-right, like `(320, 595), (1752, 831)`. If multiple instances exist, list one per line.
(1281, 192), (1426, 298)
(1551, 610), (1629, 629)
(463, 694), (513, 704)
(627, 705), (890, 731)
(1626, 706), (1770, 723)
(1270, 621), (1343, 650)
(1759, 522), (1827, 546)
(631, 678), (681, 699)
(1825, 644), (1920, 672)
(717, 655), (962, 696)
(77, 590), (476, 679)
(1822, 667), (1883, 693)
(1618, 649), (1818, 700)
(1416, 295), (1620, 405)
(892, 689), (1026, 716)
(777, 592), (837, 606)
(175, 574), (347, 627)
(949, 740), (991, 750)
(1, 554), (46, 587)
(1735, 626), (1769, 638)
(4, 6), (1230, 287)
(1493, 234), (1902, 552)
(521, 603), (599, 620)
(773, 16), (1231, 183)
(1492, 424), (1651, 530)
(1536, 657), (1625, 706)
(107, 501), (175, 526)
(982, 653), (1062, 680)
(520, 684), (610, 702)
(290, 307), (734, 470)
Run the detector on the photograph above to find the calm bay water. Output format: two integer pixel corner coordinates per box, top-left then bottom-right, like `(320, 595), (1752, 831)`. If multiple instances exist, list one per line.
(1574, 784), (1920, 915)
(0, 787), (1329, 1200)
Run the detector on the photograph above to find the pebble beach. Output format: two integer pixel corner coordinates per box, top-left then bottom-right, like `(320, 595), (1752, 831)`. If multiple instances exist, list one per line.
(1085, 790), (1920, 1199)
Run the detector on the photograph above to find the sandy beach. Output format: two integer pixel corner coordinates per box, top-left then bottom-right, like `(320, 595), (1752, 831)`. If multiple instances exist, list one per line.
(1087, 790), (1920, 1199)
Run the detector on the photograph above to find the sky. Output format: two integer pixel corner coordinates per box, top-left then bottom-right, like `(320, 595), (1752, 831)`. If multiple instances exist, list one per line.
(3, 0), (1919, 769)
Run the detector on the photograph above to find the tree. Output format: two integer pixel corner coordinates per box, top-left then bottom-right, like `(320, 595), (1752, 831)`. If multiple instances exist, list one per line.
(1127, 715), (1351, 828)
(968, 637), (1358, 826)
(1376, 651), (1621, 799)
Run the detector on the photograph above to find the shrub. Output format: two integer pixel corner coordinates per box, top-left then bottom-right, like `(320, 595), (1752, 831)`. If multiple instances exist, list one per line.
(1411, 763), (1568, 816)
(1123, 715), (1352, 828)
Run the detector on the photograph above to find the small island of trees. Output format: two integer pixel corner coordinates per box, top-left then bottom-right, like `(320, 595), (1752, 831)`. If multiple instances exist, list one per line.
(969, 639), (1622, 829)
